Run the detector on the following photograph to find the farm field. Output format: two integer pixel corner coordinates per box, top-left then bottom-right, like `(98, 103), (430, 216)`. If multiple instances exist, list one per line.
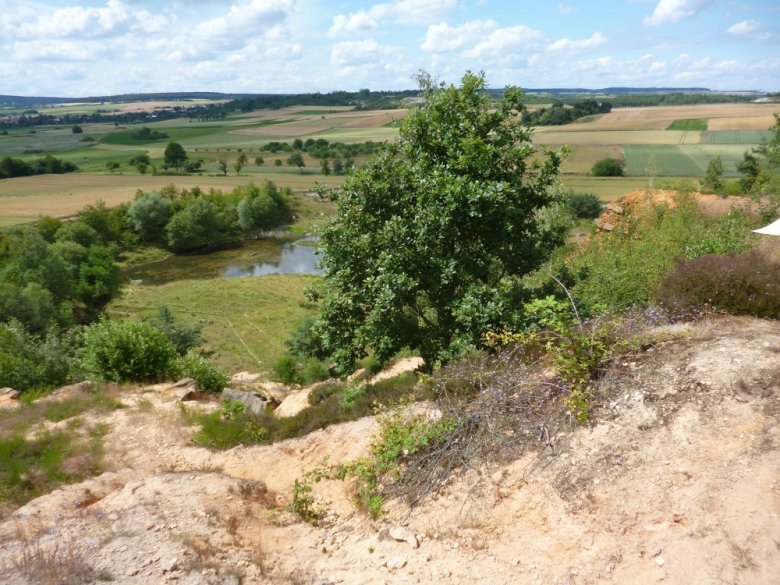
(0, 173), (342, 222)
(1, 99), (777, 226)
(559, 103), (779, 132)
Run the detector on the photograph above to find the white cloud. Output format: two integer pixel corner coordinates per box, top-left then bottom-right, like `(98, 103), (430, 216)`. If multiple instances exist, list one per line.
(328, 0), (457, 36)
(421, 20), (497, 52)
(15, 0), (167, 39)
(727, 20), (772, 40)
(547, 32), (606, 52)
(557, 4), (575, 14)
(14, 39), (100, 61)
(643, 0), (711, 26)
(462, 25), (543, 58)
(330, 38), (395, 67)
(327, 13), (378, 37)
(192, 0), (292, 40)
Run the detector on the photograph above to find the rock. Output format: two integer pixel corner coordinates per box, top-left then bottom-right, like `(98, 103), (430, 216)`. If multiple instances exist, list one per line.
(0, 387), (20, 409)
(606, 203), (624, 214)
(163, 558), (180, 573)
(221, 388), (270, 416)
(601, 222), (615, 232)
(369, 357), (424, 385)
(385, 556), (407, 570)
(389, 526), (419, 548)
(52, 380), (96, 398)
(164, 378), (212, 401)
(230, 371), (262, 385)
(274, 387), (314, 418)
(655, 556), (665, 567)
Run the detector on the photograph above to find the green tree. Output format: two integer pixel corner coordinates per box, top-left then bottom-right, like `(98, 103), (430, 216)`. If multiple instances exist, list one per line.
(703, 155), (724, 192)
(737, 151), (760, 191)
(254, 156), (264, 166)
(164, 141), (188, 172)
(287, 152), (305, 174)
(218, 159), (228, 176)
(313, 72), (566, 373)
(591, 158), (625, 177)
(128, 192), (172, 243)
(71, 125), (83, 134)
(165, 198), (221, 252)
(80, 318), (175, 383)
(320, 159), (331, 176)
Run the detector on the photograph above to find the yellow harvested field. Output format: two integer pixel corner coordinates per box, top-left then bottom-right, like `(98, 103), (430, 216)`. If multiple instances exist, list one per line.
(562, 145), (624, 173)
(708, 115), (778, 131)
(0, 173), (342, 219)
(560, 103), (778, 131)
(534, 130), (696, 145)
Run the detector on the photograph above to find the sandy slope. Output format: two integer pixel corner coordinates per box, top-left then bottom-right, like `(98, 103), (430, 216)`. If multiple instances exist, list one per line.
(1, 316), (779, 584)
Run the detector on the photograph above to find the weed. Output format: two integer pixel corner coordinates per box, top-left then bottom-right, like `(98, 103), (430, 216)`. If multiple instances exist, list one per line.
(288, 477), (323, 525)
(191, 370), (422, 450)
(11, 527), (96, 585)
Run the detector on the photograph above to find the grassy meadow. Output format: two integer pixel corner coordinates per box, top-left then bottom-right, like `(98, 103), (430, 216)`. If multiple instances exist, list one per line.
(109, 274), (320, 373)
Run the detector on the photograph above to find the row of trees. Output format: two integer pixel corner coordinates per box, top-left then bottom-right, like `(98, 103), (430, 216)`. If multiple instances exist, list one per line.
(127, 181), (292, 252)
(522, 99), (612, 126)
(0, 154), (78, 179)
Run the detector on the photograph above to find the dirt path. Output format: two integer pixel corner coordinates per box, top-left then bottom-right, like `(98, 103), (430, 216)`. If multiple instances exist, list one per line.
(1, 317), (779, 584)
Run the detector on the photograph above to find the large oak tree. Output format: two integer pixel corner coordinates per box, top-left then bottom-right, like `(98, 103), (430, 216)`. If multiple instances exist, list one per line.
(312, 72), (567, 373)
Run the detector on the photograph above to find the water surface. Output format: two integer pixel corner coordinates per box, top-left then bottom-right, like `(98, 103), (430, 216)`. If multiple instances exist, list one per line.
(127, 237), (321, 285)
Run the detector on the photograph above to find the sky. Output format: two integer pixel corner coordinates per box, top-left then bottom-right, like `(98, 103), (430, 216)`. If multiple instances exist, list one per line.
(0, 0), (779, 97)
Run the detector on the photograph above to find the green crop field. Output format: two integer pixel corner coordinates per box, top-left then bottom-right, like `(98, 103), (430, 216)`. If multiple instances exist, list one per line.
(622, 144), (748, 176)
(699, 130), (773, 144)
(666, 119), (708, 131)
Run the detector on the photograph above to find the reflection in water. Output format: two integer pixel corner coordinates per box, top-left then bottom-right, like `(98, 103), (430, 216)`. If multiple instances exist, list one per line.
(127, 238), (322, 285)
(223, 242), (321, 277)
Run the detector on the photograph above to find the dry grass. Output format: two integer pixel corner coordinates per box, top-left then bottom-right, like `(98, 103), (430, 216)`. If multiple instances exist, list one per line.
(10, 524), (99, 585)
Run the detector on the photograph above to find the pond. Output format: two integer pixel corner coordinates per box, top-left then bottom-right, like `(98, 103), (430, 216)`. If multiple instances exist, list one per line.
(126, 237), (322, 285)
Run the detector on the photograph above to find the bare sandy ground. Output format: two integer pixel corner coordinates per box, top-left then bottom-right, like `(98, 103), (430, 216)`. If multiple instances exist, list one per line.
(1, 316), (778, 584)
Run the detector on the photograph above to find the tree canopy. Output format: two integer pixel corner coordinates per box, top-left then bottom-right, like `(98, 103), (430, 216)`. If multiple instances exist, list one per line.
(313, 72), (567, 374)
(164, 141), (188, 171)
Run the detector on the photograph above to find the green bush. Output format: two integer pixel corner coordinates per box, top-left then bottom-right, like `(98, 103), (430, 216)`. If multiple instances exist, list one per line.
(591, 158), (625, 177)
(565, 192), (603, 219)
(572, 196), (757, 310)
(0, 321), (72, 392)
(273, 354), (299, 384)
(173, 351), (228, 393)
(147, 305), (203, 355)
(307, 381), (343, 406)
(658, 250), (780, 318)
(80, 318), (175, 382)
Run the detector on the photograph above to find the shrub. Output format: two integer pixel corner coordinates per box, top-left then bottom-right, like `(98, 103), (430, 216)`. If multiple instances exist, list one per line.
(173, 351), (228, 393)
(147, 305), (203, 355)
(572, 196), (757, 310)
(128, 192), (172, 243)
(565, 192), (603, 219)
(0, 321), (72, 392)
(591, 158), (625, 177)
(273, 354), (299, 385)
(80, 318), (175, 382)
(658, 250), (780, 318)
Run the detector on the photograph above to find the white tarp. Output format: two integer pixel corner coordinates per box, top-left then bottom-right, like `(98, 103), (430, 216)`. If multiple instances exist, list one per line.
(753, 218), (780, 236)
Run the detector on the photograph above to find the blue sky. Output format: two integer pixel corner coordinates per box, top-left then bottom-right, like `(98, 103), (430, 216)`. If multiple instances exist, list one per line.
(0, 0), (778, 96)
